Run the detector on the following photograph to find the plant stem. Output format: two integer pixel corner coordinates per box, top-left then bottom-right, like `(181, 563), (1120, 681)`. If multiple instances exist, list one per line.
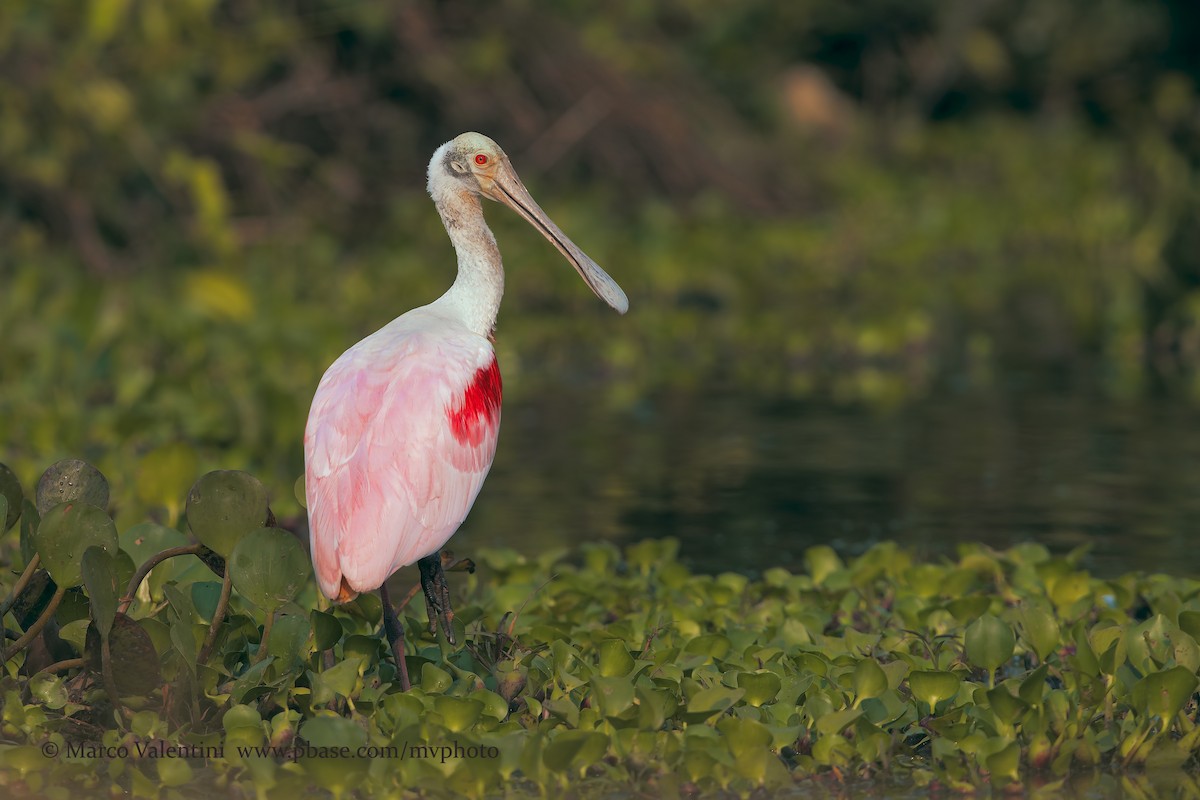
(0, 554), (42, 617)
(196, 561), (233, 665)
(101, 633), (125, 722)
(117, 543), (204, 614)
(36, 657), (86, 675)
(252, 611), (276, 665)
(1, 584), (66, 663)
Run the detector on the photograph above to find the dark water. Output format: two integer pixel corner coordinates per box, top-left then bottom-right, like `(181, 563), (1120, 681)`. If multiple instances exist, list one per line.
(464, 370), (1200, 580)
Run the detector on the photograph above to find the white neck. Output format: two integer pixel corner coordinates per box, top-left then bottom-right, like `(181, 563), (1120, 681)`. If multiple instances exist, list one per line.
(426, 155), (504, 338)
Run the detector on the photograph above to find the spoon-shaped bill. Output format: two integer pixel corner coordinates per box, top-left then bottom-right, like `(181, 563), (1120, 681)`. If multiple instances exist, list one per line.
(484, 162), (629, 315)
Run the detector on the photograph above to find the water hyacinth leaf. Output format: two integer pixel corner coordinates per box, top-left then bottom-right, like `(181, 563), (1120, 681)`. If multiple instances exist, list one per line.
(229, 528), (311, 612)
(0, 462), (22, 531)
(719, 717), (773, 782)
(435, 696), (484, 732)
(0, 496), (7, 537)
(81, 545), (120, 637)
(267, 613), (311, 668)
(1019, 664), (1050, 705)
(301, 714), (368, 749)
(682, 686), (744, 723)
(35, 459), (109, 515)
(987, 740), (1021, 783)
(1136, 665), (1198, 720)
(311, 610), (343, 651)
(543, 730), (609, 775)
(1018, 603), (1061, 661)
(908, 670), (962, 709)
(190, 581), (223, 622)
(317, 655), (363, 700)
(589, 675), (635, 717)
(1179, 611), (1200, 640)
(737, 670), (781, 707)
(85, 614), (162, 696)
(986, 686), (1027, 724)
(805, 545), (844, 585)
(596, 638), (635, 677)
(222, 704), (263, 732)
(19, 499), (39, 564)
(36, 502), (119, 587)
(964, 613), (1015, 672)
(28, 673), (69, 710)
(852, 658), (888, 701)
(186, 470), (270, 557)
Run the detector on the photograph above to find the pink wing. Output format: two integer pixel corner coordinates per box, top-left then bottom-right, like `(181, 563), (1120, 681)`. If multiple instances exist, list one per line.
(304, 319), (501, 601)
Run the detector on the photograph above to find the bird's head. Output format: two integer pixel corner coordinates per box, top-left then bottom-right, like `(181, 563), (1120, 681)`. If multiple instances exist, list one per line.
(430, 132), (628, 315)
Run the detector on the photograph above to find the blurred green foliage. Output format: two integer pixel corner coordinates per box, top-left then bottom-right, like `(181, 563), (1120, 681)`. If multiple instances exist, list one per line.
(1, 1), (1198, 518)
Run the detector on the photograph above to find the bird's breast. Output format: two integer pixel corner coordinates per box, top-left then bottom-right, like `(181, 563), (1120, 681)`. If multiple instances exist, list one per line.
(447, 355), (502, 446)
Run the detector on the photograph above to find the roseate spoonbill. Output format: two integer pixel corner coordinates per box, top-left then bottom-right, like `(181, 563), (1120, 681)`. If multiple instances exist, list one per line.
(304, 132), (627, 689)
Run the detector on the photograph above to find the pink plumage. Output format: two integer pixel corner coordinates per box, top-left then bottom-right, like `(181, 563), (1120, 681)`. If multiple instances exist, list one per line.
(302, 133), (626, 678)
(304, 313), (501, 601)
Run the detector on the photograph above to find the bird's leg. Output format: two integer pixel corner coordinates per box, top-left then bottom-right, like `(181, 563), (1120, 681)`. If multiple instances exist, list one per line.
(418, 552), (456, 645)
(379, 582), (411, 691)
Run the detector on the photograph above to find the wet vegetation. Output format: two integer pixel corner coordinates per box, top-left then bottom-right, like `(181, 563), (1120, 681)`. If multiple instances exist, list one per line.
(4, 0), (1200, 795)
(4, 459), (1200, 797)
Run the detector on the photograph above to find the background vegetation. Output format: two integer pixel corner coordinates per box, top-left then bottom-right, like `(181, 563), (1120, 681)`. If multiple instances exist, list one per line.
(3, 0), (1200, 794)
(2, 0), (1199, 519)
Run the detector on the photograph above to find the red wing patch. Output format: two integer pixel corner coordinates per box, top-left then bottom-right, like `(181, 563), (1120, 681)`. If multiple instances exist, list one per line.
(447, 356), (502, 446)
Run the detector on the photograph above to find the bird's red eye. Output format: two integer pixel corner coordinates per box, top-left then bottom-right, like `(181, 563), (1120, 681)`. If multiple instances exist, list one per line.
(475, 154), (488, 165)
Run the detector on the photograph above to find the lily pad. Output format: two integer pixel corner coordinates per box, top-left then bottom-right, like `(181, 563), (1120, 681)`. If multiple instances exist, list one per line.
(186, 470), (270, 557)
(35, 502), (119, 587)
(229, 528), (311, 612)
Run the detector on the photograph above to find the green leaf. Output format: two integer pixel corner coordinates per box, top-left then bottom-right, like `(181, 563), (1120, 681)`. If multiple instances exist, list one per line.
(964, 613), (1015, 672)
(81, 545), (120, 637)
(1136, 665), (1199, 720)
(434, 696), (484, 732)
(1018, 603), (1060, 661)
(267, 613), (311, 668)
(35, 459), (109, 516)
(301, 714), (368, 749)
(852, 658), (888, 701)
(318, 656), (364, 700)
(681, 686), (744, 723)
(596, 638), (635, 677)
(0, 462), (23, 532)
(229, 528), (311, 612)
(589, 675), (635, 717)
(543, 731), (608, 774)
(186, 470), (269, 557)
(85, 614), (161, 696)
(908, 670), (961, 709)
(311, 610), (343, 651)
(421, 662), (453, 693)
(36, 502), (119, 587)
(738, 670), (782, 707)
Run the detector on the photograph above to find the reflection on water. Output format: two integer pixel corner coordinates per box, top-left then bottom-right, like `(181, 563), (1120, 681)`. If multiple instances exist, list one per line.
(464, 368), (1200, 579)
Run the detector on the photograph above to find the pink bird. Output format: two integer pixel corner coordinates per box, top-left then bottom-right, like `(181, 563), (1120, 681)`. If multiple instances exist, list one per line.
(304, 132), (628, 689)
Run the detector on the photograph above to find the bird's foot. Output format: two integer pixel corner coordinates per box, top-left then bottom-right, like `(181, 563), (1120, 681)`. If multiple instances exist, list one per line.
(418, 552), (457, 645)
(379, 582), (412, 691)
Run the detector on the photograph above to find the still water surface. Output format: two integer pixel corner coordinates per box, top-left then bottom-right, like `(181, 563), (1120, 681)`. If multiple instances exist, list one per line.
(465, 370), (1200, 580)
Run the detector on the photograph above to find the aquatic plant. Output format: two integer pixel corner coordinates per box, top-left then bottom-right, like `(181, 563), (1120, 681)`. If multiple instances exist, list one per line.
(3, 459), (1200, 797)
